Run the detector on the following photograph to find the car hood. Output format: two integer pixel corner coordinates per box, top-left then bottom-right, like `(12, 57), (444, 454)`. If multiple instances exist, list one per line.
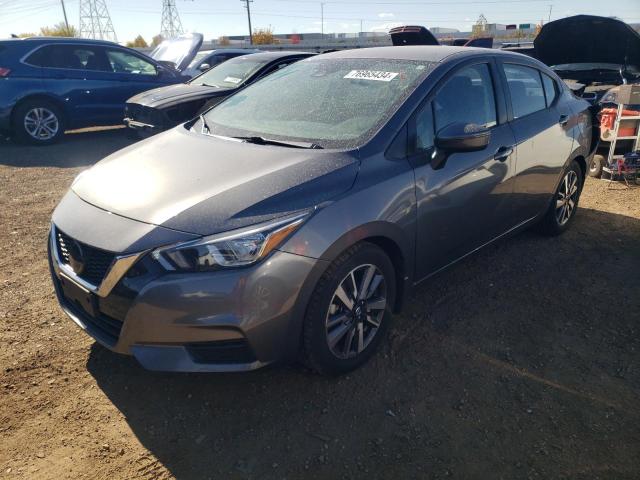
(535, 15), (640, 69)
(149, 33), (203, 72)
(127, 83), (231, 108)
(71, 127), (359, 236)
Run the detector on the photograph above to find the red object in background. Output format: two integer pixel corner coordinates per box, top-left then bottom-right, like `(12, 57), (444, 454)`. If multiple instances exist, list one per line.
(290, 34), (300, 45)
(600, 107), (640, 131)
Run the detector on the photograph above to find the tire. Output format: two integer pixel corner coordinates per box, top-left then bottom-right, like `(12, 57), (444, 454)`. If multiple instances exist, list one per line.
(12, 99), (65, 145)
(536, 160), (583, 236)
(302, 242), (396, 375)
(588, 154), (605, 178)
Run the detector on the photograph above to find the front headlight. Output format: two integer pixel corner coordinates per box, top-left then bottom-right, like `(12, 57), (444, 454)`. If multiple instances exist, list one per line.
(152, 212), (308, 272)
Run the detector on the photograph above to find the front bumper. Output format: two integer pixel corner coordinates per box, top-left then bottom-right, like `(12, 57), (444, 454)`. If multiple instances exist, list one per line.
(49, 224), (322, 372)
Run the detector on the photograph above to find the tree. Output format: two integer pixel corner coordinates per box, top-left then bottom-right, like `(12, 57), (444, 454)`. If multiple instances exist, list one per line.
(252, 28), (278, 45)
(150, 35), (164, 48)
(126, 35), (148, 48)
(218, 36), (230, 46)
(39, 22), (77, 37)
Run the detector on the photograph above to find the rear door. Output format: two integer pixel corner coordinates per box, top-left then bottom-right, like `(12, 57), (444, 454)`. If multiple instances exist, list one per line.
(412, 60), (517, 279)
(497, 61), (575, 221)
(24, 43), (118, 127)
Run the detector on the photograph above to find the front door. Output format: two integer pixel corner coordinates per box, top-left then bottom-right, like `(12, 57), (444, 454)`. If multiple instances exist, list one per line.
(412, 61), (517, 279)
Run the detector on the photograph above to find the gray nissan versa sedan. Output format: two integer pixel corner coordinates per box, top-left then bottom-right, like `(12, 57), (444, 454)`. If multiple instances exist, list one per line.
(49, 46), (595, 374)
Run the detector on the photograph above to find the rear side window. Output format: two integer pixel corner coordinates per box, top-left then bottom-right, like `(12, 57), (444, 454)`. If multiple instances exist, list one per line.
(541, 73), (557, 107)
(25, 45), (110, 71)
(503, 64), (546, 118)
(433, 63), (497, 132)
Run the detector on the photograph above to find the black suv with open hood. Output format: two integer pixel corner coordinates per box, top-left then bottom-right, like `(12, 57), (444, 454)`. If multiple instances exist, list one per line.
(535, 15), (640, 102)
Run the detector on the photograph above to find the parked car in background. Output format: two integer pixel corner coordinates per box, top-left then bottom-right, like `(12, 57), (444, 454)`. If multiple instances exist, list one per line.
(50, 46), (594, 374)
(124, 51), (314, 136)
(0, 37), (198, 145)
(181, 48), (259, 78)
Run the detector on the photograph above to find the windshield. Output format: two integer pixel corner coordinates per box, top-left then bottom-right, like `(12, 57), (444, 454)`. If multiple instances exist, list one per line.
(201, 58), (434, 149)
(191, 55), (271, 88)
(187, 51), (211, 69)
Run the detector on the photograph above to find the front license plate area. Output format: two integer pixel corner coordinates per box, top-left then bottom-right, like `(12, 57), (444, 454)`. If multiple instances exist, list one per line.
(59, 275), (99, 318)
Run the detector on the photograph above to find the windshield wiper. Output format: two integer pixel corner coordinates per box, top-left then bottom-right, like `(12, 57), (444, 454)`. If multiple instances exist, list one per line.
(199, 82), (219, 88)
(232, 136), (323, 149)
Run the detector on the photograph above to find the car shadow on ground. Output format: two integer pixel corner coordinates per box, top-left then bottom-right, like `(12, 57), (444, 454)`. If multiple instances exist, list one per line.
(0, 128), (137, 168)
(86, 208), (640, 479)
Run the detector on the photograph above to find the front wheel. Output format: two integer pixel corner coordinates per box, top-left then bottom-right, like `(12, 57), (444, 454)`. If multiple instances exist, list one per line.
(536, 160), (583, 236)
(302, 243), (396, 375)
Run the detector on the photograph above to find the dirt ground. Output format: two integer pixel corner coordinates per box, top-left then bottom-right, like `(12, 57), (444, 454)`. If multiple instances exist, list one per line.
(1, 129), (639, 480)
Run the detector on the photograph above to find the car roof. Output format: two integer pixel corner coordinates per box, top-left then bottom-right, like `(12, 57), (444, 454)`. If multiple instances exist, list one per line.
(1, 36), (120, 47)
(319, 45), (513, 63)
(243, 51), (315, 61)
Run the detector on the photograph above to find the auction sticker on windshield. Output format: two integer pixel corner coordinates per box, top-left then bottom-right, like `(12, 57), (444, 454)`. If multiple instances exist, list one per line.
(224, 76), (243, 84)
(344, 70), (399, 82)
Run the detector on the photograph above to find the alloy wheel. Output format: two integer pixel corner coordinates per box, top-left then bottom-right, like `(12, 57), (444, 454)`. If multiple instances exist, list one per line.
(23, 107), (59, 141)
(555, 170), (579, 226)
(325, 264), (387, 359)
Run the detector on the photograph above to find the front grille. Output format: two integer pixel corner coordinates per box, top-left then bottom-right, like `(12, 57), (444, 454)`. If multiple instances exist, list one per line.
(56, 229), (116, 286)
(186, 340), (257, 365)
(50, 272), (124, 347)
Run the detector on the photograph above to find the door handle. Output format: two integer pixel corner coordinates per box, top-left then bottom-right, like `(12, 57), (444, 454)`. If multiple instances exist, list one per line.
(494, 146), (513, 162)
(558, 114), (569, 126)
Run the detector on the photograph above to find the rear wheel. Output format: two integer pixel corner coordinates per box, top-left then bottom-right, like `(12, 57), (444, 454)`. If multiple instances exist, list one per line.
(536, 160), (583, 236)
(12, 99), (65, 145)
(302, 243), (396, 375)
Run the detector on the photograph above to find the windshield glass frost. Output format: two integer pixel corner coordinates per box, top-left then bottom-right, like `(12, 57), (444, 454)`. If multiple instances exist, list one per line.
(192, 56), (271, 88)
(202, 58), (435, 148)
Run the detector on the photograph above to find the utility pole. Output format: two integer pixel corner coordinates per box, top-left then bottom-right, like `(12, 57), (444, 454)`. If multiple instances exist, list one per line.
(360, 19), (363, 34)
(321, 2), (324, 37)
(241, 0), (254, 45)
(60, 0), (70, 31)
(548, 4), (553, 23)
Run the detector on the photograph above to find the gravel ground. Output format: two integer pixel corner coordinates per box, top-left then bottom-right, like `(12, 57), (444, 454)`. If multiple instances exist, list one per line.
(1, 129), (639, 480)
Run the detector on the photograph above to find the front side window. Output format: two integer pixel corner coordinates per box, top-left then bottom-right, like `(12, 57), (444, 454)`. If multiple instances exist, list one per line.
(415, 102), (435, 152)
(105, 50), (156, 75)
(433, 63), (497, 132)
(503, 64), (546, 118)
(202, 58), (435, 149)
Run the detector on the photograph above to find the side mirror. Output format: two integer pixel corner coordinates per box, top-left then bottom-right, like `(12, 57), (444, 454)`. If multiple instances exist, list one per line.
(430, 122), (491, 169)
(435, 122), (491, 152)
(199, 63), (211, 72)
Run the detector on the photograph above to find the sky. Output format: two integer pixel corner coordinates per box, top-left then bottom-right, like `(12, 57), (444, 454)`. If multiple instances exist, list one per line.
(0, 0), (638, 43)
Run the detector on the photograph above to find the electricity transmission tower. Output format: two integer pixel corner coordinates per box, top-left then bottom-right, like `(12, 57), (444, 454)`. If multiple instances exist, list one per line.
(79, 0), (117, 42)
(161, 0), (184, 39)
